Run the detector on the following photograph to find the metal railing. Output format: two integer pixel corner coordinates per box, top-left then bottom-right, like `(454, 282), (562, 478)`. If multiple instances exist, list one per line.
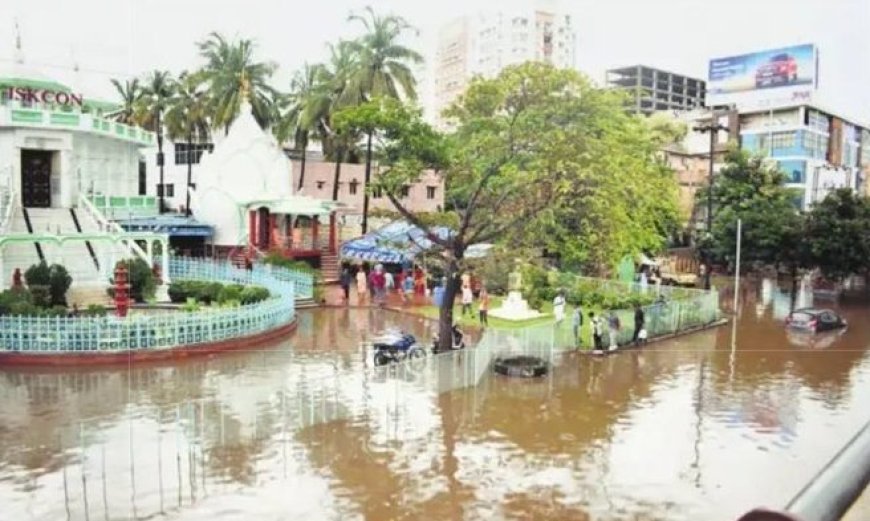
(0, 257), (312, 353)
(0, 164), (16, 235)
(782, 419), (870, 521)
(78, 192), (152, 264)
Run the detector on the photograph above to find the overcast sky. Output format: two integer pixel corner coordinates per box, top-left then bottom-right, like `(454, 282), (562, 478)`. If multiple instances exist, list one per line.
(3, 0), (869, 122)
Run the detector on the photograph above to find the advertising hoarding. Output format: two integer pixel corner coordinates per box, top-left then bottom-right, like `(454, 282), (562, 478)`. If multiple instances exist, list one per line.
(707, 44), (817, 110)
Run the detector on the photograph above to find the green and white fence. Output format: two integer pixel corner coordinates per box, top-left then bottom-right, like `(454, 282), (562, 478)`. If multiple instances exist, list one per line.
(0, 257), (313, 354)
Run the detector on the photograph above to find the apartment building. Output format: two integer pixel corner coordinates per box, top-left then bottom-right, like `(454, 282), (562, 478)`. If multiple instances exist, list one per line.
(432, 0), (576, 126)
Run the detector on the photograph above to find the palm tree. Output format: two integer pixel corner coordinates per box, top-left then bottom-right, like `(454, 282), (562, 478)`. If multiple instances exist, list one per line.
(107, 78), (141, 125)
(304, 41), (361, 202)
(196, 32), (278, 132)
(138, 70), (176, 214)
(347, 7), (422, 233)
(165, 72), (210, 216)
(275, 63), (325, 192)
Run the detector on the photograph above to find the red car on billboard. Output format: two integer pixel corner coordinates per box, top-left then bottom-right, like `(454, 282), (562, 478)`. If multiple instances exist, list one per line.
(755, 53), (798, 87)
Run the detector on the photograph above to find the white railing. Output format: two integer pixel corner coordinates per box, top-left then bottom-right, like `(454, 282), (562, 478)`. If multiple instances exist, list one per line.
(77, 192), (151, 264)
(0, 165), (16, 235)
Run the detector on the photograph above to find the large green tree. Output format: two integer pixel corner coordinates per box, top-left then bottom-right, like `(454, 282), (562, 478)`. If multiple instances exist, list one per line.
(805, 188), (870, 281)
(138, 70), (176, 213)
(699, 149), (803, 271)
(196, 32), (277, 131)
(511, 75), (680, 273)
(356, 64), (620, 350)
(347, 7), (422, 233)
(165, 72), (211, 215)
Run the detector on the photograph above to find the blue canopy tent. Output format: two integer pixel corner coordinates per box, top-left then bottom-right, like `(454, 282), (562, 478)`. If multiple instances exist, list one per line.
(340, 221), (490, 264)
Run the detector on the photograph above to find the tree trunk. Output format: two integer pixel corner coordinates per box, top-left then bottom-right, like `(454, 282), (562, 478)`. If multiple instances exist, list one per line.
(361, 130), (373, 234)
(331, 148), (343, 201)
(185, 131), (193, 217)
(297, 139), (308, 192)
(157, 110), (165, 214)
(438, 257), (460, 353)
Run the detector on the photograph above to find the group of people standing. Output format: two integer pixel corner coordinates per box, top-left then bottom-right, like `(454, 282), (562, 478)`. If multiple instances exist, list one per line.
(553, 291), (648, 354)
(339, 263), (427, 306)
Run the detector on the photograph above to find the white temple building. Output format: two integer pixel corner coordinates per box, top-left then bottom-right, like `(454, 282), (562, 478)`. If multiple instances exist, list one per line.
(190, 99), (340, 265)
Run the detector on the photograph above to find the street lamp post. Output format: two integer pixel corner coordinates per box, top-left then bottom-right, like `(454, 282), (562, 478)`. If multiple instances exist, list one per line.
(694, 114), (729, 290)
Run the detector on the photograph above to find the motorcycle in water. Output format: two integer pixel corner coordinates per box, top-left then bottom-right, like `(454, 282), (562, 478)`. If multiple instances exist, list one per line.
(432, 324), (466, 353)
(372, 330), (426, 366)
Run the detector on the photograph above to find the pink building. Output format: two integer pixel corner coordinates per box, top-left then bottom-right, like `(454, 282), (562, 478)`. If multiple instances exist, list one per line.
(290, 160), (445, 237)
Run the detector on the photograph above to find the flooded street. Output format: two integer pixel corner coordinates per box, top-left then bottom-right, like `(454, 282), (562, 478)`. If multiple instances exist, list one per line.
(1, 281), (869, 520)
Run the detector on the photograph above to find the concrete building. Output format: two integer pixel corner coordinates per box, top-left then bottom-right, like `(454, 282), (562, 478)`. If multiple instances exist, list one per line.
(432, 0), (576, 126)
(739, 104), (868, 209)
(291, 160), (445, 240)
(662, 102), (870, 232)
(606, 66), (708, 115)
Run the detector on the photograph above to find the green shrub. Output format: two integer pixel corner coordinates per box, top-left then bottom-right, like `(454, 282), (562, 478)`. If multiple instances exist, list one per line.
(29, 285), (51, 308)
(218, 284), (244, 304)
(48, 264), (72, 306)
(240, 286), (270, 304)
(8, 301), (41, 316)
(85, 304), (108, 317)
(0, 289), (32, 316)
(181, 298), (201, 313)
(24, 262), (51, 287)
(198, 282), (223, 304)
(168, 281), (191, 303)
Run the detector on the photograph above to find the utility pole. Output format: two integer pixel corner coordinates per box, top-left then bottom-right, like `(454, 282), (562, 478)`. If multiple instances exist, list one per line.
(693, 113), (729, 290)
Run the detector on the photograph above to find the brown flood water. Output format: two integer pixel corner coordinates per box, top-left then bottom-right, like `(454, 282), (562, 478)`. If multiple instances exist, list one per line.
(0, 280), (869, 521)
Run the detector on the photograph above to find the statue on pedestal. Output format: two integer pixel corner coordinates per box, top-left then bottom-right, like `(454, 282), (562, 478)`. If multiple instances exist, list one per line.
(507, 259), (523, 292)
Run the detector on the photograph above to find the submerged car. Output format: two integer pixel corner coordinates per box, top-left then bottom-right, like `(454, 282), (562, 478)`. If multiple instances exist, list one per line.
(755, 53), (798, 87)
(785, 308), (846, 333)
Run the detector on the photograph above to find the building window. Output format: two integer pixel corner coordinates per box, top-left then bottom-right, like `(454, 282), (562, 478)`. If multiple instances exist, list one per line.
(401, 185), (410, 197)
(174, 143), (214, 165)
(372, 186), (383, 199)
(138, 160), (147, 195)
(426, 186), (437, 199)
(770, 131), (796, 150)
(778, 160), (806, 183)
(156, 184), (175, 197)
(349, 179), (359, 195)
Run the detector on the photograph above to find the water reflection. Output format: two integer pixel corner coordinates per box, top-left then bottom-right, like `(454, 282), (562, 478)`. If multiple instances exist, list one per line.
(0, 288), (868, 520)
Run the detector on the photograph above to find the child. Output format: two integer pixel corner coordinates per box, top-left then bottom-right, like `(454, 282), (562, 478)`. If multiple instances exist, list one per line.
(590, 312), (603, 354)
(461, 285), (473, 316)
(479, 287), (490, 326)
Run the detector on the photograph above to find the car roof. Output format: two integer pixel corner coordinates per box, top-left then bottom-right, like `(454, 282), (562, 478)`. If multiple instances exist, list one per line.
(792, 308), (837, 315)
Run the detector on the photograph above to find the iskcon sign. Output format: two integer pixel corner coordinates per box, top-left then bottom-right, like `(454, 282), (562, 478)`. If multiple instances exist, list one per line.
(2, 86), (84, 107)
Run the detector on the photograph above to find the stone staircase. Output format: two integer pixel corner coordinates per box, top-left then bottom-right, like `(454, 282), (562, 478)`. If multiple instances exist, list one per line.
(320, 250), (340, 283)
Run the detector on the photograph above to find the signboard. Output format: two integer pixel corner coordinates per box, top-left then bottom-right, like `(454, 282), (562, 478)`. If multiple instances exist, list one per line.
(707, 44), (817, 110)
(2, 86), (84, 107)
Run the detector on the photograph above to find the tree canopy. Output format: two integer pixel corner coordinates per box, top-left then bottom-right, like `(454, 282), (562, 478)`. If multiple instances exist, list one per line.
(805, 188), (870, 281)
(700, 149), (804, 271)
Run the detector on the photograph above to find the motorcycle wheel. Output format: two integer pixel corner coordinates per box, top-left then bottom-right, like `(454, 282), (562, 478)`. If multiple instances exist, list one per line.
(374, 352), (391, 367)
(409, 347), (426, 359)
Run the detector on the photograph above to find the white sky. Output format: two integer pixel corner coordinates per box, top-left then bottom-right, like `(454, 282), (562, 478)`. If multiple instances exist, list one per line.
(3, 0), (869, 122)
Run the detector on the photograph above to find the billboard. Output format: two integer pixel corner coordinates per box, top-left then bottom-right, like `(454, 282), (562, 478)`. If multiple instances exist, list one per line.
(707, 44), (817, 109)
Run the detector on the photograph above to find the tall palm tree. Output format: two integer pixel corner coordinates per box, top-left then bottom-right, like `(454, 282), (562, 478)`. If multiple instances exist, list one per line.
(107, 78), (141, 125)
(138, 70), (176, 214)
(275, 63), (325, 192)
(165, 72), (210, 216)
(347, 7), (422, 233)
(304, 41), (361, 202)
(196, 32), (278, 132)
